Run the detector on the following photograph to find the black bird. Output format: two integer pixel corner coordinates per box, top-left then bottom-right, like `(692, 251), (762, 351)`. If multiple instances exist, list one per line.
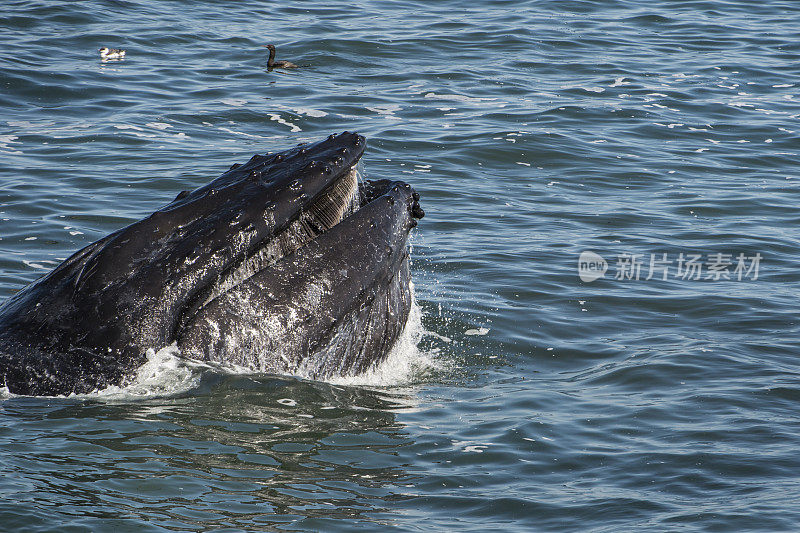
(265, 44), (298, 69)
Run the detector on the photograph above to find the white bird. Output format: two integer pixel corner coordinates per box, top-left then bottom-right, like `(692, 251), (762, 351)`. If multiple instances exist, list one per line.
(99, 47), (126, 60)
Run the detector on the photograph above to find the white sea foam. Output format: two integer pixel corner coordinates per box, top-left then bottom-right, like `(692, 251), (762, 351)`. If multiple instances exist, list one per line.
(113, 124), (157, 138)
(218, 127), (262, 138)
(220, 98), (247, 107)
(424, 92), (495, 104)
(22, 260), (50, 270)
(0, 135), (23, 154)
(293, 107), (328, 118)
(268, 113), (302, 132)
(90, 344), (200, 400)
(366, 104), (402, 115)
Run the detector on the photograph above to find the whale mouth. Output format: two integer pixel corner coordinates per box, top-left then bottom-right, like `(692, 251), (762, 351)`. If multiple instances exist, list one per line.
(177, 143), (424, 336)
(201, 164), (364, 307)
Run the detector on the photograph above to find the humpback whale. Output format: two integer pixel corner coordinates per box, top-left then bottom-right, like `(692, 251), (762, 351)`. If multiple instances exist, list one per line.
(0, 132), (424, 396)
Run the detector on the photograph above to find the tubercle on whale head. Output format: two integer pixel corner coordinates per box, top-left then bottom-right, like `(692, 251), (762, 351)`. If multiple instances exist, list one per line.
(359, 179), (424, 225)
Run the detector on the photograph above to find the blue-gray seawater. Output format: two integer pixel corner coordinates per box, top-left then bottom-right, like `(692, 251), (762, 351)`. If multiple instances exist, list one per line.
(1, 0), (799, 531)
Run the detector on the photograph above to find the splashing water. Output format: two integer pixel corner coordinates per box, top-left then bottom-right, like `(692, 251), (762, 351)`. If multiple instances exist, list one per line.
(90, 344), (201, 400)
(326, 288), (441, 387)
(62, 283), (439, 400)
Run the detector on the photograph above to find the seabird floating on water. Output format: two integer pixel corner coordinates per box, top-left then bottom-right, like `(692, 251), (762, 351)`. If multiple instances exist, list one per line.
(99, 47), (126, 60)
(265, 44), (297, 69)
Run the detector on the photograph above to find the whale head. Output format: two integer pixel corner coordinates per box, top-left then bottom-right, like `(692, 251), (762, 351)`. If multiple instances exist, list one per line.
(0, 132), (423, 394)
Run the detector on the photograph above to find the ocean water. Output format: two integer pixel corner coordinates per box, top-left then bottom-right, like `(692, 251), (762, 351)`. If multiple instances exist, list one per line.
(1, 0), (799, 530)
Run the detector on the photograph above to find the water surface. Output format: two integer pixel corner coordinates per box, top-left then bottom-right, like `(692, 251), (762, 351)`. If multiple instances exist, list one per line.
(1, 0), (800, 530)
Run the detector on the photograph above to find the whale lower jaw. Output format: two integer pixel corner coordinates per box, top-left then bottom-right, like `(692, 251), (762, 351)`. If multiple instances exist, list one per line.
(295, 256), (412, 379)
